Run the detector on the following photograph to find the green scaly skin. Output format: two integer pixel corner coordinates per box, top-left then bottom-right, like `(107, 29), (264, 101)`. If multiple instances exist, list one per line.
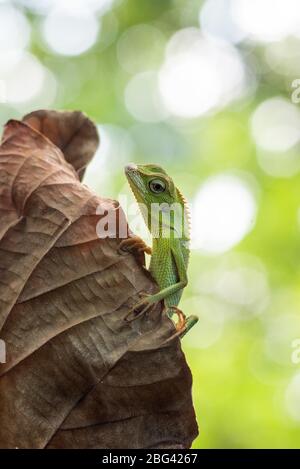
(123, 163), (198, 337)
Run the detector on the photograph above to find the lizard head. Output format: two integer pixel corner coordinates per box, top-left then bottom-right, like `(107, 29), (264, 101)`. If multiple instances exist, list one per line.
(125, 163), (190, 239)
(125, 163), (176, 205)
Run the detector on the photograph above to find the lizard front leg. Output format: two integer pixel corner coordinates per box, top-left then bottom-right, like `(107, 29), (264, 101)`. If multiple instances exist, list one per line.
(125, 242), (187, 321)
(118, 235), (152, 267)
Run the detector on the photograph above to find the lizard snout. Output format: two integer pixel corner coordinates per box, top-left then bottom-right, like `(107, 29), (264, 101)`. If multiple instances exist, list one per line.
(125, 162), (138, 172)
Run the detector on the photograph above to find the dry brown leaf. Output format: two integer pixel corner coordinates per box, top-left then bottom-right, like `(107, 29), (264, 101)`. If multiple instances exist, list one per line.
(0, 110), (198, 449)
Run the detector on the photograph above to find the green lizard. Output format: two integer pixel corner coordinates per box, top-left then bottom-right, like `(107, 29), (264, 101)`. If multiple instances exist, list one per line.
(119, 163), (198, 338)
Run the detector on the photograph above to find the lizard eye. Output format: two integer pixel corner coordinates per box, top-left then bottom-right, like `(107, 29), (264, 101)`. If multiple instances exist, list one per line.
(149, 179), (166, 194)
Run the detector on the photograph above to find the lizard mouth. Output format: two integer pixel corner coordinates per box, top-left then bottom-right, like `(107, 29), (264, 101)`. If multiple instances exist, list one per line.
(124, 163), (146, 205)
(124, 162), (141, 189)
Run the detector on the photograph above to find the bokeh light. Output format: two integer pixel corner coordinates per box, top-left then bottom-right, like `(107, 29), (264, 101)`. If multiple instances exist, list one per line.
(197, 253), (269, 318)
(0, 51), (57, 110)
(200, 0), (246, 44)
(17, 0), (114, 15)
(231, 0), (300, 43)
(42, 7), (100, 56)
(191, 174), (257, 254)
(0, 3), (30, 73)
(251, 97), (300, 177)
(159, 28), (246, 118)
(251, 98), (300, 153)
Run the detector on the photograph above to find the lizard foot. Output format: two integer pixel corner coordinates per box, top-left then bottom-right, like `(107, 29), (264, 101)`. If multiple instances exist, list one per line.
(118, 236), (152, 256)
(161, 313), (199, 346)
(124, 292), (157, 322)
(168, 306), (186, 332)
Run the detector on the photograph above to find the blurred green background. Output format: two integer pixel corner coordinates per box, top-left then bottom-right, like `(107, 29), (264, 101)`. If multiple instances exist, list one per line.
(1, 0), (300, 449)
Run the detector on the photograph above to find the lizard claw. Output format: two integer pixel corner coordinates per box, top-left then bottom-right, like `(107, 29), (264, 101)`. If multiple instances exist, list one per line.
(167, 306), (186, 332)
(118, 236), (152, 256)
(124, 292), (156, 322)
(118, 236), (152, 267)
(179, 314), (198, 337)
(161, 314), (199, 346)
